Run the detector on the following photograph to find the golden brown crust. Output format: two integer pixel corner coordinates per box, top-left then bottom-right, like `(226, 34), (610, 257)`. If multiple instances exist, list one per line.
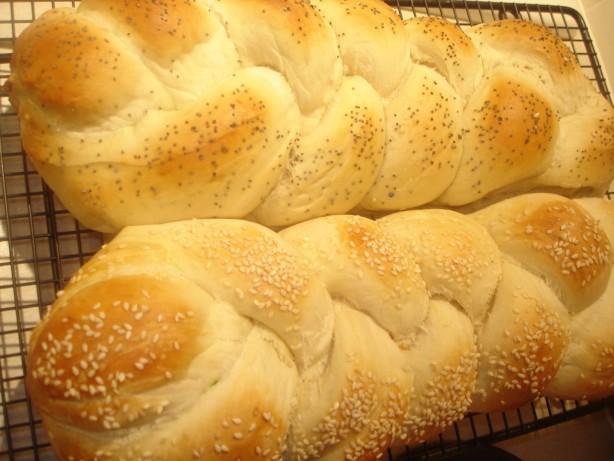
(25, 194), (614, 460)
(39, 327), (296, 461)
(378, 208), (502, 322)
(544, 198), (614, 400)
(23, 67), (301, 232)
(279, 214), (430, 341)
(8, 8), (167, 126)
(471, 262), (569, 412)
(6, 1), (613, 233)
(437, 67), (558, 205)
(8, 1), (614, 458)
(79, 0), (216, 64)
(28, 276), (205, 424)
(471, 193), (612, 312)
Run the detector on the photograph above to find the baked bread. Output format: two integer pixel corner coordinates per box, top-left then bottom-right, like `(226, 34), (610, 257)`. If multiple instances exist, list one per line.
(27, 193), (613, 460)
(6, 0), (614, 233)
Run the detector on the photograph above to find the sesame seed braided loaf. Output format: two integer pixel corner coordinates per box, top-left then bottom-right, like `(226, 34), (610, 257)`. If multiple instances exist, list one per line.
(27, 192), (614, 461)
(6, 0), (614, 234)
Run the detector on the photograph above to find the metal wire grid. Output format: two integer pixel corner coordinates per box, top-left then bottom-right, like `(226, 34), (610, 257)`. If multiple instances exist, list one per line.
(392, 398), (614, 460)
(0, 1), (612, 460)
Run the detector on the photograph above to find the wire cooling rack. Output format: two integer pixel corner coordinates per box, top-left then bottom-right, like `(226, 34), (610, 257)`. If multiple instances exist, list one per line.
(0, 1), (613, 460)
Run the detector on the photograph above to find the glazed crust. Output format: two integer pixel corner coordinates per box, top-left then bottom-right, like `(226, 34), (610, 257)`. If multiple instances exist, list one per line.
(6, 1), (614, 233)
(27, 193), (614, 460)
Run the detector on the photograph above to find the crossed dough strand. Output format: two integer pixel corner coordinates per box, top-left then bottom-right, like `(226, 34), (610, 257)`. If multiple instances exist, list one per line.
(6, 0), (614, 233)
(26, 193), (613, 461)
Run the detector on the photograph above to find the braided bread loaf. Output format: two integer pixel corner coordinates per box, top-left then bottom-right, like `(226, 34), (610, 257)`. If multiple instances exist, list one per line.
(27, 192), (613, 461)
(6, 0), (614, 233)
